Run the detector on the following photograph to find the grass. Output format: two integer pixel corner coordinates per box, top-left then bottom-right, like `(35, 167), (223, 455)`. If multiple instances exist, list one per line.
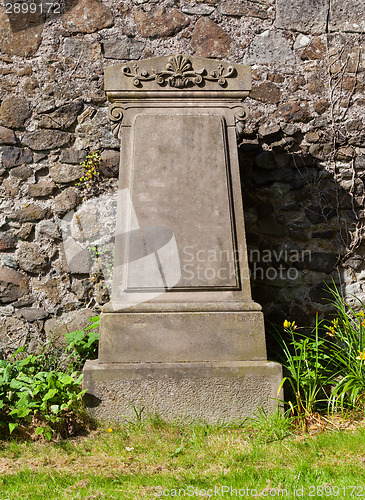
(0, 413), (365, 499)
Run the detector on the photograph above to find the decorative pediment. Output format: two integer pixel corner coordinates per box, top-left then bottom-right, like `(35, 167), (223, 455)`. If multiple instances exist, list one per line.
(105, 54), (251, 96)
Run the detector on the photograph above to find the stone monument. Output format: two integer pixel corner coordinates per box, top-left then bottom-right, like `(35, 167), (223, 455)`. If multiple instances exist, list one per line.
(83, 55), (282, 422)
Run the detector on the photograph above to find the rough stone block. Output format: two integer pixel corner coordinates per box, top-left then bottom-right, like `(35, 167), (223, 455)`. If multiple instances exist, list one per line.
(329, 0), (365, 33)
(191, 18), (232, 58)
(0, 96), (31, 129)
(62, 0), (114, 33)
(0, 7), (43, 57)
(102, 38), (145, 60)
(22, 130), (73, 151)
(243, 30), (295, 65)
(275, 0), (329, 34)
(134, 7), (189, 38)
(83, 360), (283, 422)
(63, 38), (101, 61)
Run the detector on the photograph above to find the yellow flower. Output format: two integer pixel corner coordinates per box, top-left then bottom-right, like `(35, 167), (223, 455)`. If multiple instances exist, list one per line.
(362, 320), (365, 327)
(357, 311), (365, 318)
(356, 350), (365, 361)
(283, 320), (297, 329)
(107, 428), (113, 433)
(327, 327), (335, 337)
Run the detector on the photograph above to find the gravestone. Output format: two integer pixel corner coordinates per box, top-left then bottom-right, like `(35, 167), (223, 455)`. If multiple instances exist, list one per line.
(83, 55), (282, 422)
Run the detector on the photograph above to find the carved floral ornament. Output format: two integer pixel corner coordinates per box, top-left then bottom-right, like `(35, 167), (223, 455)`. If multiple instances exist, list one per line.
(121, 55), (237, 89)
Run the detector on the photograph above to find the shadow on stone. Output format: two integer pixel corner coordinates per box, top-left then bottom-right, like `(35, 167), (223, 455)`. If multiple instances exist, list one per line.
(83, 392), (101, 408)
(239, 128), (360, 336)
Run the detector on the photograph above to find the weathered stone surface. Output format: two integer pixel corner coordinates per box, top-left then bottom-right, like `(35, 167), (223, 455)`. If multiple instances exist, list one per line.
(49, 164), (84, 183)
(0, 96), (31, 129)
(18, 307), (48, 322)
(62, 0), (114, 33)
(301, 37), (326, 60)
(16, 223), (34, 240)
(250, 82), (282, 104)
(335, 146), (355, 161)
(70, 209), (101, 241)
(36, 98), (56, 114)
(329, 47), (364, 74)
(306, 74), (326, 95)
(28, 181), (56, 198)
(313, 98), (330, 114)
(305, 131), (320, 143)
(17, 242), (48, 273)
(44, 308), (95, 344)
(276, 100), (312, 123)
(355, 156), (365, 170)
(308, 143), (332, 160)
(99, 150), (119, 178)
(258, 124), (281, 139)
(0, 316), (28, 348)
(54, 187), (79, 216)
(61, 238), (91, 273)
(0, 7), (43, 57)
(196, 0), (219, 4)
(0, 126), (16, 145)
(218, 0), (268, 18)
(32, 276), (63, 304)
(329, 0), (365, 33)
(275, 0), (329, 34)
(10, 204), (48, 222)
(0, 146), (33, 169)
(38, 102), (83, 130)
(60, 149), (87, 164)
(191, 18), (232, 58)
(102, 37), (145, 60)
(35, 220), (61, 239)
(2, 178), (19, 197)
(243, 30), (295, 65)
(75, 108), (119, 149)
(63, 38), (101, 61)
(9, 165), (33, 179)
(0, 266), (29, 303)
(0, 305), (14, 316)
(2, 255), (18, 269)
(294, 34), (311, 50)
(22, 130), (72, 151)
(0, 232), (17, 251)
(134, 7), (189, 38)
(84, 359), (282, 422)
(181, 5), (215, 15)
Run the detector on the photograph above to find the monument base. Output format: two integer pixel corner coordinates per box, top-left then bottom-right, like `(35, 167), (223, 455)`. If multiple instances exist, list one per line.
(83, 360), (282, 423)
(97, 307), (268, 363)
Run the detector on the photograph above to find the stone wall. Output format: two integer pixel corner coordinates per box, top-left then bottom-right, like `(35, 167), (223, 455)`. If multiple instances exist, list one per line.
(0, 0), (364, 350)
